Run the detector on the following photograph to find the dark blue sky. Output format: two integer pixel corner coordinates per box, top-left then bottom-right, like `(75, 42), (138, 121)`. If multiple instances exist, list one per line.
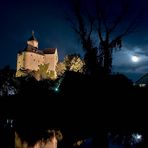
(0, 0), (148, 81)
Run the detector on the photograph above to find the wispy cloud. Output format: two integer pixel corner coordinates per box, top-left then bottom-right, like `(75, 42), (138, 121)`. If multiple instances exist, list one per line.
(113, 45), (148, 81)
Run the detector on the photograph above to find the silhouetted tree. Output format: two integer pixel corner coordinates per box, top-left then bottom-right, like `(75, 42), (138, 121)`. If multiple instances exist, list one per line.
(0, 65), (15, 86)
(67, 0), (140, 77)
(0, 66), (16, 96)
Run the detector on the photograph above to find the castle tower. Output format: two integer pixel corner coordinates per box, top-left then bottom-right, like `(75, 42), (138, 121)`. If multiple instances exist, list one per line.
(27, 31), (38, 48)
(16, 32), (58, 80)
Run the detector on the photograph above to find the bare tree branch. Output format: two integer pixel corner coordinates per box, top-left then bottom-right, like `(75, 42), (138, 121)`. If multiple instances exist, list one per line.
(108, 0), (131, 34)
(87, 15), (95, 40)
(109, 12), (139, 50)
(66, 17), (80, 34)
(66, 0), (140, 76)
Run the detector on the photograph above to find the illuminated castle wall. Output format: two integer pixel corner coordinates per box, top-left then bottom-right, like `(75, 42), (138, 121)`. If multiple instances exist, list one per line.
(16, 32), (58, 79)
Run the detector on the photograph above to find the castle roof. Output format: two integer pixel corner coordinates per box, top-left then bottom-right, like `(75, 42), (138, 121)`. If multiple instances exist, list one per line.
(24, 46), (56, 55)
(43, 48), (57, 54)
(135, 73), (148, 85)
(23, 32), (57, 55)
(24, 45), (38, 52)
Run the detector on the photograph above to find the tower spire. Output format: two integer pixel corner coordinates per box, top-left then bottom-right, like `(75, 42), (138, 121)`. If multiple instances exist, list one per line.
(32, 30), (35, 37)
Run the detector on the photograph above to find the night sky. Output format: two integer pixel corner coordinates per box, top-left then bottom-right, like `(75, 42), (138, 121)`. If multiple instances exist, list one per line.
(0, 0), (148, 81)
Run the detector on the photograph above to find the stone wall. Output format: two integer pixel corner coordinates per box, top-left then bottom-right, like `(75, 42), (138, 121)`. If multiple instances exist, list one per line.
(16, 50), (58, 79)
(16, 52), (25, 71)
(24, 51), (44, 71)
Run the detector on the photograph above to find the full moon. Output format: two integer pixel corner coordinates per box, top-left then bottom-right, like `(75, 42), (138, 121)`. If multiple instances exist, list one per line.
(131, 55), (139, 62)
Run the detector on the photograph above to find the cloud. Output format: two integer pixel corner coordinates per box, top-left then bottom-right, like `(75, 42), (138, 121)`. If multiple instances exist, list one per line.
(113, 46), (148, 81)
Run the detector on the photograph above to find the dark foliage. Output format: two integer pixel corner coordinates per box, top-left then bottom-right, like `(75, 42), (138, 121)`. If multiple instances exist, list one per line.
(0, 65), (15, 87)
(0, 69), (147, 148)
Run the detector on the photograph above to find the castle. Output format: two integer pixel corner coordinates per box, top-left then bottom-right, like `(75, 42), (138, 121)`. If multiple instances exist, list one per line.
(16, 32), (58, 80)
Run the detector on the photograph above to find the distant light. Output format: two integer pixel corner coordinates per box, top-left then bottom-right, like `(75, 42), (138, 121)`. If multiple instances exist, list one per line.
(139, 84), (146, 87)
(5, 119), (13, 128)
(136, 134), (142, 140)
(131, 133), (142, 144)
(54, 87), (59, 92)
(131, 55), (139, 62)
